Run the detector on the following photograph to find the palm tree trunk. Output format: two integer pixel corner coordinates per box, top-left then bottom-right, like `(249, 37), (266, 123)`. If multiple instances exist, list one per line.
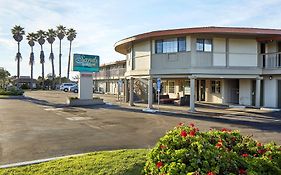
(67, 41), (72, 80)
(59, 39), (62, 84)
(51, 44), (55, 90)
(41, 45), (45, 90)
(17, 42), (20, 89)
(30, 46), (33, 90)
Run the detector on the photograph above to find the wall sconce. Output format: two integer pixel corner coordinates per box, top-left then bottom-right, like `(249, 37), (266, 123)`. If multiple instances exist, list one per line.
(269, 76), (272, 80)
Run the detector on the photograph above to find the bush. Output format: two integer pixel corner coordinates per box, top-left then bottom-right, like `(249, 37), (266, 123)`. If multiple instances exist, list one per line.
(0, 87), (23, 96)
(144, 123), (281, 175)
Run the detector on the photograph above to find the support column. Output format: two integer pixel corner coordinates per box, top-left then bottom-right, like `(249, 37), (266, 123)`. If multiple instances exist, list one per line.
(129, 77), (134, 106)
(123, 78), (128, 102)
(189, 76), (196, 112)
(147, 76), (153, 109)
(255, 77), (262, 108)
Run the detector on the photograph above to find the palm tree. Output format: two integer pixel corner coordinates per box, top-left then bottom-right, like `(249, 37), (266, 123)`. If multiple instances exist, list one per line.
(46, 29), (57, 89)
(11, 25), (25, 88)
(56, 25), (66, 84)
(26, 32), (38, 90)
(66, 28), (77, 80)
(37, 30), (46, 89)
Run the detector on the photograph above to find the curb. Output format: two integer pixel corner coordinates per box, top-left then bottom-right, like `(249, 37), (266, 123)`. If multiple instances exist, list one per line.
(0, 153), (88, 169)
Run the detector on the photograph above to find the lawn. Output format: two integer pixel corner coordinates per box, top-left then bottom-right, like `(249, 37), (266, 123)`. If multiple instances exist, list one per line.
(0, 149), (148, 175)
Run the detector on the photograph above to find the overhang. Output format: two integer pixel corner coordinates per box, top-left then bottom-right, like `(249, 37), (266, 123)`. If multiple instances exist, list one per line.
(114, 26), (281, 55)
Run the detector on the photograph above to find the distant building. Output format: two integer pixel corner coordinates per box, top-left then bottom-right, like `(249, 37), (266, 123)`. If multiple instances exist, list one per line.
(93, 60), (126, 94)
(12, 76), (37, 89)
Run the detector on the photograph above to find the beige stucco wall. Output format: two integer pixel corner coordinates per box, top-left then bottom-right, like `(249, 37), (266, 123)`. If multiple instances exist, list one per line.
(229, 39), (258, 67)
(263, 75), (280, 108)
(205, 79), (223, 103)
(239, 79), (252, 106)
(151, 52), (191, 70)
(213, 38), (226, 66)
(133, 41), (151, 70)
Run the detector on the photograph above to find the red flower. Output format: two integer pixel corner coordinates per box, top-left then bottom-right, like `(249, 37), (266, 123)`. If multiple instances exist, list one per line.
(257, 143), (262, 147)
(160, 145), (166, 149)
(258, 149), (266, 154)
(207, 172), (215, 175)
(189, 123), (195, 127)
(221, 128), (228, 132)
(189, 130), (196, 137)
(242, 153), (248, 157)
(180, 130), (187, 137)
(156, 161), (163, 169)
(178, 122), (184, 126)
(253, 154), (257, 157)
(239, 169), (247, 174)
(216, 142), (222, 148)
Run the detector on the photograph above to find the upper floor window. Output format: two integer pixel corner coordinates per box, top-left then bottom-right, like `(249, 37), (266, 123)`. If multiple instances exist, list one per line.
(196, 39), (212, 52)
(155, 37), (186, 54)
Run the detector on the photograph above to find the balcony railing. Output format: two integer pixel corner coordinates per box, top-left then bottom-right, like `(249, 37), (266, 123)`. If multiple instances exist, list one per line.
(260, 52), (281, 69)
(94, 68), (126, 79)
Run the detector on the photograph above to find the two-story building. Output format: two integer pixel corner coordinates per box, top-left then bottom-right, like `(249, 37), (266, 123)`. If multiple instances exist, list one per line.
(93, 60), (126, 94)
(114, 26), (281, 111)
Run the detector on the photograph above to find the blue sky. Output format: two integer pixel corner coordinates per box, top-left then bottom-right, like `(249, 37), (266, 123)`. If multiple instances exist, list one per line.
(0, 0), (281, 78)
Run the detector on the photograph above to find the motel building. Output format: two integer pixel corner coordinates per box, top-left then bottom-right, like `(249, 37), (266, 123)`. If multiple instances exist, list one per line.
(112, 26), (281, 111)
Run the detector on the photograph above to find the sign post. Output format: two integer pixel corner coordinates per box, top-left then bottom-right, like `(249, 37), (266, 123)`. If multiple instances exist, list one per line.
(157, 78), (161, 111)
(73, 54), (99, 100)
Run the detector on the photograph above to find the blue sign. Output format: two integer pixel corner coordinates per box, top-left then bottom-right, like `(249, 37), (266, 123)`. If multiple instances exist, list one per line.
(157, 78), (161, 92)
(73, 54), (99, 72)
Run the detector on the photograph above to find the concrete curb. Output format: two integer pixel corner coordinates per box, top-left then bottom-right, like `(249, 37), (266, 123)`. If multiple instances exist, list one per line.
(0, 153), (88, 169)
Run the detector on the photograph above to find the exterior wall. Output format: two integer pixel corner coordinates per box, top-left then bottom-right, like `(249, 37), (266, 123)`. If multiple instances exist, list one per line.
(239, 79), (252, 106)
(213, 38), (226, 66)
(151, 52), (191, 70)
(133, 41), (151, 70)
(228, 39), (258, 67)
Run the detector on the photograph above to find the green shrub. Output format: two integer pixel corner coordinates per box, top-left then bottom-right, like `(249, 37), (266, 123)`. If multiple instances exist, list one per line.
(0, 88), (23, 96)
(144, 123), (281, 175)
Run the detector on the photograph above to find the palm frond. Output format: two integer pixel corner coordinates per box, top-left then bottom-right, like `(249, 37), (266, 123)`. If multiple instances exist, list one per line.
(15, 52), (22, 61)
(49, 52), (54, 61)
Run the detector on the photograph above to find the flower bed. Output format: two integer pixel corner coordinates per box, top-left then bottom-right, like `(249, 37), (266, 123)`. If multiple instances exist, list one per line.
(0, 88), (23, 96)
(144, 123), (281, 175)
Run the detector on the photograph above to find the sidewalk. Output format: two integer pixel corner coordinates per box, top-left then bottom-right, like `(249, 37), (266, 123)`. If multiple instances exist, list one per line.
(95, 93), (281, 125)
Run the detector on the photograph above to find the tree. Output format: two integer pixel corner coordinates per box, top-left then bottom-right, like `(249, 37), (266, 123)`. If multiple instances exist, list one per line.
(0, 68), (10, 89)
(66, 28), (77, 80)
(11, 25), (25, 88)
(56, 25), (66, 84)
(46, 29), (57, 89)
(26, 32), (38, 90)
(37, 30), (46, 89)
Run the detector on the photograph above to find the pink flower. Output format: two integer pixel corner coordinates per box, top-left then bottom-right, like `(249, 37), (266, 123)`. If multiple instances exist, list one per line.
(180, 130), (187, 137)
(178, 122), (184, 126)
(257, 143), (262, 147)
(156, 161), (163, 169)
(189, 123), (195, 127)
(207, 172), (215, 175)
(216, 142), (222, 148)
(242, 153), (248, 157)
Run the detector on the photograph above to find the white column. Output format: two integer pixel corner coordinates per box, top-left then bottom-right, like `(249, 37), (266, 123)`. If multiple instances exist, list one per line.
(124, 78), (128, 102)
(147, 76), (153, 109)
(129, 77), (134, 106)
(189, 76), (196, 112)
(78, 72), (93, 100)
(255, 77), (261, 108)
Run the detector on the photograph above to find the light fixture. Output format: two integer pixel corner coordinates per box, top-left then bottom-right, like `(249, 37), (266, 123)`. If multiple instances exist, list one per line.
(269, 76), (272, 80)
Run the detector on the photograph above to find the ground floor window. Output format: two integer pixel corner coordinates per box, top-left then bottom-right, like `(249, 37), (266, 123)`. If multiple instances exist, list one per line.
(168, 81), (175, 93)
(183, 80), (190, 95)
(211, 80), (221, 94)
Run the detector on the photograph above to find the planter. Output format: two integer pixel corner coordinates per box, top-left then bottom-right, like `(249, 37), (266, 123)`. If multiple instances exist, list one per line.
(67, 97), (104, 106)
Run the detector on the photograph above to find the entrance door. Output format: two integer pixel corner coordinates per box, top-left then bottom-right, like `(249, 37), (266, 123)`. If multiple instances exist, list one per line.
(200, 80), (206, 101)
(278, 80), (281, 109)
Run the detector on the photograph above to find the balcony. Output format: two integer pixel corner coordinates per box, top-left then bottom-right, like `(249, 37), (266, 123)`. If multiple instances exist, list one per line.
(260, 52), (281, 69)
(94, 68), (126, 79)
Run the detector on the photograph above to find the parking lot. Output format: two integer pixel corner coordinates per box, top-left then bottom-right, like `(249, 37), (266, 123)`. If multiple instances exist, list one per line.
(0, 90), (280, 165)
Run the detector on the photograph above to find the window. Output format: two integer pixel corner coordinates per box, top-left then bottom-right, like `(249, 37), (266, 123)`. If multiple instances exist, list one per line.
(196, 39), (212, 52)
(211, 80), (221, 94)
(183, 80), (190, 95)
(168, 81), (175, 93)
(155, 37), (186, 53)
(155, 40), (163, 53)
(178, 37), (186, 52)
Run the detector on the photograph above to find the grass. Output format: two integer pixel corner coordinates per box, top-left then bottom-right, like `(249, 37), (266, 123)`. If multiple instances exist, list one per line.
(0, 149), (148, 175)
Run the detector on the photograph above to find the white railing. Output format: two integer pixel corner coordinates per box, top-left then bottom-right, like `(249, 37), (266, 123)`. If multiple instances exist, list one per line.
(94, 68), (126, 79)
(260, 52), (281, 69)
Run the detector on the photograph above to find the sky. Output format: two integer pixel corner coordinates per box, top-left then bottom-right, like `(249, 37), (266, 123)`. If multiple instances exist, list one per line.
(0, 0), (281, 79)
